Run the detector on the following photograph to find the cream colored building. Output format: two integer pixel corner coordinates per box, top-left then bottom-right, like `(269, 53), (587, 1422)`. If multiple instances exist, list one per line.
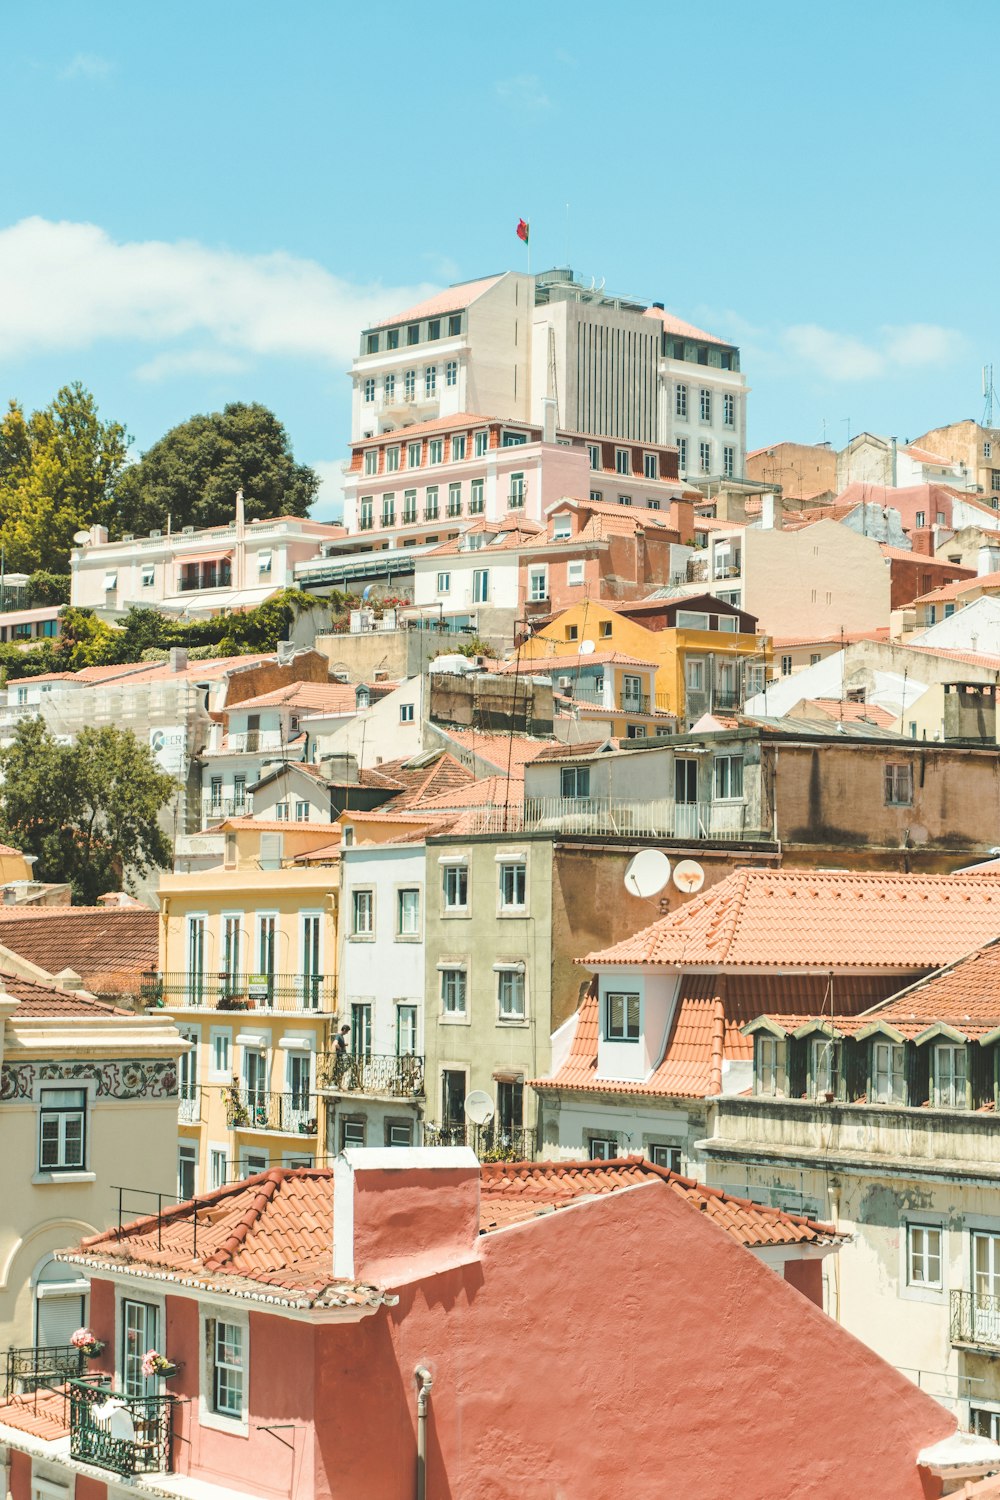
(913, 419), (1000, 504)
(152, 869), (340, 1193)
(0, 972), (183, 1361)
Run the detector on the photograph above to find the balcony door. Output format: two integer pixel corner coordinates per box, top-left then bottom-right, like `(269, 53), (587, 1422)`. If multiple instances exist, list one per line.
(243, 1049), (267, 1121)
(622, 675), (644, 712)
(287, 1052), (312, 1129)
(675, 759), (699, 838)
(300, 913), (322, 1009)
(973, 1233), (1000, 1343)
(122, 1298), (159, 1398)
(442, 1069), (466, 1130)
(352, 1003), (372, 1059)
(187, 916), (206, 1005)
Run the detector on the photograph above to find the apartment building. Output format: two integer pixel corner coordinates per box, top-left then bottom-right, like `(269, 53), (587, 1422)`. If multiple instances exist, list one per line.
(350, 268), (748, 476)
(745, 441), (837, 502)
(912, 419), (1000, 503)
(149, 869), (340, 1191)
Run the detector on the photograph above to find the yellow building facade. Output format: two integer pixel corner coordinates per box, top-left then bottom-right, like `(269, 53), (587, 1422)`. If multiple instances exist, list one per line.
(151, 869), (340, 1193)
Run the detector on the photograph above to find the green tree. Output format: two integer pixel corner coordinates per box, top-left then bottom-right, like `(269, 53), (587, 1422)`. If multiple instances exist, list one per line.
(0, 719), (175, 902)
(0, 385), (130, 572)
(26, 571), (71, 607)
(113, 402), (319, 535)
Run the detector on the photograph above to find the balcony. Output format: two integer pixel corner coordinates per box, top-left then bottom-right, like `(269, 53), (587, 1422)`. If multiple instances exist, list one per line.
(426, 1121), (536, 1161)
(178, 1088), (200, 1125)
(225, 1088), (318, 1134)
(202, 795), (252, 822)
(142, 971), (336, 1013)
(952, 1290), (1000, 1350)
(69, 1376), (174, 1477)
(317, 1052), (425, 1098)
(5, 1344), (84, 1397)
(465, 797), (749, 840)
(568, 688), (652, 714)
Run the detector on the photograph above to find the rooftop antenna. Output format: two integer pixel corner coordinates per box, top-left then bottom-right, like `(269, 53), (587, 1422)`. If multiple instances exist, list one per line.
(984, 365), (997, 430)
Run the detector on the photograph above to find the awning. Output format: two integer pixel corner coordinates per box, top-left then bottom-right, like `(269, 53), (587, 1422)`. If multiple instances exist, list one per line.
(177, 550), (234, 567)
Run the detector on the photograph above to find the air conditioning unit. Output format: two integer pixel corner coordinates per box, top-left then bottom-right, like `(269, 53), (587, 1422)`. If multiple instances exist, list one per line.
(558, 676), (573, 691)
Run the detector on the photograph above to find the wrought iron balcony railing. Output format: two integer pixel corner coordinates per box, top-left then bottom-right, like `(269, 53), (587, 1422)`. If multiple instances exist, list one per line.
(951, 1288), (1000, 1348)
(178, 1089), (200, 1125)
(141, 971), (335, 1013)
(202, 795), (252, 822)
(317, 1052), (425, 1098)
(69, 1376), (174, 1476)
(426, 1121), (536, 1161)
(5, 1343), (84, 1396)
(225, 1088), (318, 1135)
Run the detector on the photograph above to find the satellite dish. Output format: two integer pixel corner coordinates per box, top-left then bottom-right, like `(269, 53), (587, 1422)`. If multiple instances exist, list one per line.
(72, 530), (91, 545)
(674, 859), (705, 895)
(464, 1090), (495, 1126)
(579, 639), (596, 655)
(624, 849), (671, 899)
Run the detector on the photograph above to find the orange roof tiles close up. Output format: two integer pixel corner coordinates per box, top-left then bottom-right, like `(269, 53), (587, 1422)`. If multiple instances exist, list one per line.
(0, 906), (158, 996)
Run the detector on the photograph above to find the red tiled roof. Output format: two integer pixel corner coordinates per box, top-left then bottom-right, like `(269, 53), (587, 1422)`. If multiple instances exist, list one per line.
(372, 751), (476, 808)
(642, 306), (731, 348)
(372, 276), (504, 329)
(801, 699), (897, 728)
(415, 775), (525, 811)
(911, 571), (1000, 606)
(0, 907), (157, 996)
(0, 968), (130, 1016)
(585, 868), (1000, 970)
(230, 681), (359, 713)
(551, 497), (686, 529)
(901, 643), (1000, 671)
(0, 1385), (71, 1440)
(432, 729), (557, 780)
(770, 629), (890, 648)
(878, 543), (977, 568)
(505, 651), (657, 673)
(478, 1157), (841, 1246)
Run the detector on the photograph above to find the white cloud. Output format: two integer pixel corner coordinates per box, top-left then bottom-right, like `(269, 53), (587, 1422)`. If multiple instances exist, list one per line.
(133, 349), (251, 382)
(494, 73), (553, 112)
(0, 217), (437, 366)
(782, 320), (964, 382)
(60, 53), (113, 81)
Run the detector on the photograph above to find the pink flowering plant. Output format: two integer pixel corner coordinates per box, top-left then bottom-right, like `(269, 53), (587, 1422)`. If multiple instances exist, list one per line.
(141, 1348), (176, 1377)
(70, 1327), (104, 1357)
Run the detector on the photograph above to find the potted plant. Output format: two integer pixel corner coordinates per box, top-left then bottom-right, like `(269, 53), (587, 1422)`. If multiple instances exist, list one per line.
(142, 1349), (179, 1380)
(71, 1327), (105, 1359)
(223, 1080), (250, 1127)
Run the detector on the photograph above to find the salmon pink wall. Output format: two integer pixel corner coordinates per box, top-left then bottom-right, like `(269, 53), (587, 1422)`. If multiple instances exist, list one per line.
(783, 1256), (823, 1307)
(312, 1181), (951, 1500)
(8, 1449), (30, 1500)
(349, 1164), (480, 1283)
(88, 1278), (115, 1377)
(75, 1475), (109, 1500)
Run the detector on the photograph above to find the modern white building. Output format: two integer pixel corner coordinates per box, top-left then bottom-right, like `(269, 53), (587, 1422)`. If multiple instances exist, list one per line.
(350, 267), (748, 480)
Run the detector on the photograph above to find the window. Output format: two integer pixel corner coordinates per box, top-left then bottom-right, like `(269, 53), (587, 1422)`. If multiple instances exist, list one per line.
(211, 1319), (244, 1418)
(365, 333), (379, 354)
(407, 323), (420, 345)
(560, 765), (590, 798)
(103, 570), (117, 591)
(686, 659), (704, 691)
(723, 392), (735, 426)
(359, 496), (373, 530)
(567, 560), (584, 586)
(429, 439), (444, 464)
(341, 1118), (366, 1148)
(424, 366), (437, 396)
(700, 389), (712, 421)
(396, 1004), (418, 1056)
(528, 567), (548, 601)
(907, 1224), (942, 1288)
(443, 864), (468, 909)
(812, 1037), (841, 1098)
(617, 494), (632, 507)
(441, 968), (467, 1016)
(934, 1044), (967, 1108)
(274, 801), (289, 821)
(553, 514), (572, 539)
(588, 443), (601, 469)
(363, 378), (375, 403)
(649, 1144), (682, 1172)
(403, 489), (417, 523)
(425, 485), (439, 519)
(352, 888), (374, 936)
(626, 724), (647, 739)
(141, 564), (155, 587)
(39, 1088), (86, 1172)
(385, 446), (400, 474)
(473, 569), (489, 603)
(599, 620), (612, 638)
(437, 572), (450, 593)
(211, 1029), (231, 1078)
(210, 1148), (227, 1190)
(781, 654), (793, 676)
(499, 861), (526, 909)
(606, 992), (640, 1041)
(643, 453), (658, 479)
(615, 447), (630, 475)
(588, 1137), (618, 1160)
(872, 1040), (905, 1104)
(406, 441), (422, 468)
(714, 754), (744, 800)
(399, 702), (415, 724)
(757, 1035), (780, 1096)
(986, 441), (993, 459)
(386, 329), (399, 350)
(675, 384), (688, 418)
(404, 369), (416, 398)
(384, 372), (395, 399)
(884, 763), (913, 806)
(178, 1143), (196, 1200)
(723, 446), (735, 478)
(566, 624), (579, 641)
(699, 441), (711, 473)
(474, 429), (489, 457)
(397, 887), (420, 936)
(502, 430), (527, 446)
(677, 437), (687, 471)
(448, 314), (461, 336)
(446, 360), (458, 386)
(294, 801), (310, 822)
(509, 472), (526, 507)
(122, 1299), (159, 1399)
(427, 319), (440, 340)
(363, 449), (378, 477)
(915, 510), (925, 527)
(466, 478), (483, 514)
(992, 469), (1000, 492)
(448, 482), (462, 516)
(381, 494), (396, 526)
(452, 435), (466, 461)
(971, 1407), (1000, 1441)
(497, 967), (526, 1020)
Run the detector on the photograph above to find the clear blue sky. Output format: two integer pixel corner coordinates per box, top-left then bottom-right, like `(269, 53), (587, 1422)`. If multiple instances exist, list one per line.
(1, 0), (995, 517)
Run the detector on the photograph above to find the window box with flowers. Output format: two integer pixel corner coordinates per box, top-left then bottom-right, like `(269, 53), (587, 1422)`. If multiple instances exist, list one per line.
(143, 1349), (180, 1380)
(71, 1327), (106, 1359)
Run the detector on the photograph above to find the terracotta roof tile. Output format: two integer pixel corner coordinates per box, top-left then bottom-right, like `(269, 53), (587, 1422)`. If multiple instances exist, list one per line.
(372, 276), (504, 329)
(642, 306), (732, 348)
(801, 699), (897, 728)
(432, 729), (557, 780)
(0, 908), (157, 995)
(230, 682), (360, 713)
(0, 1386), (71, 1440)
(912, 570), (1000, 606)
(585, 868), (1000, 970)
(0, 968), (130, 1016)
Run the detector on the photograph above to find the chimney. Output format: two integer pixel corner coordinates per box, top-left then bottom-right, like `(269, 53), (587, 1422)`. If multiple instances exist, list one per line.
(169, 647), (188, 674)
(90, 525), (109, 545)
(910, 528), (935, 556)
(333, 1147), (481, 1285)
(319, 751), (359, 785)
(761, 492), (783, 530)
(669, 498), (695, 546)
(541, 396), (557, 445)
(979, 544), (1000, 577)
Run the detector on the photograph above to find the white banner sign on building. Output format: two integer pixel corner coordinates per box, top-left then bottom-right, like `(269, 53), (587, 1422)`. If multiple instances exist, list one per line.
(149, 725), (187, 777)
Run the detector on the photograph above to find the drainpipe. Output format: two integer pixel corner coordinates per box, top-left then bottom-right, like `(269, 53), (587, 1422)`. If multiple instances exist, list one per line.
(415, 1365), (433, 1500)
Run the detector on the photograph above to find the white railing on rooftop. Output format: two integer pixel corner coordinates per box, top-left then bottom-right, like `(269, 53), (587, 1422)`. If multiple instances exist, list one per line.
(464, 797), (750, 839)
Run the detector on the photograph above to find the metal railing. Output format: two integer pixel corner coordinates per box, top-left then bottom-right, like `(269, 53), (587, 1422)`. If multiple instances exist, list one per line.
(225, 1088), (318, 1134)
(69, 1376), (174, 1476)
(178, 1089), (200, 1125)
(5, 1344), (84, 1396)
(565, 688), (652, 714)
(951, 1289), (1000, 1348)
(317, 1052), (425, 1097)
(202, 796), (252, 821)
(141, 972), (336, 1013)
(465, 797), (749, 840)
(426, 1121), (536, 1161)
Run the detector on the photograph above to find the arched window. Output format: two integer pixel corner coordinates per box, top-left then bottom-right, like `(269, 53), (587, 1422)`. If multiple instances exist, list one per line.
(33, 1254), (89, 1347)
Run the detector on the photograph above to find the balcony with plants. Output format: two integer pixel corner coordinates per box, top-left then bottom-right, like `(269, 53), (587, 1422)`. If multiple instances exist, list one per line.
(141, 971), (336, 1014)
(224, 1084), (318, 1135)
(317, 1051), (425, 1100)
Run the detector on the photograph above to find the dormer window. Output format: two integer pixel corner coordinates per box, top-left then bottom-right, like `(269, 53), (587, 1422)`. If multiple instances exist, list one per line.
(872, 1040), (905, 1104)
(606, 992), (640, 1042)
(756, 1035), (782, 1096)
(811, 1037), (841, 1099)
(553, 514), (572, 540)
(356, 687), (370, 709)
(933, 1043), (968, 1109)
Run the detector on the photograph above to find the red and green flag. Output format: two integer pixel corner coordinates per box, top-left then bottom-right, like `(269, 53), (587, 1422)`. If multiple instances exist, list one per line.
(516, 218), (529, 245)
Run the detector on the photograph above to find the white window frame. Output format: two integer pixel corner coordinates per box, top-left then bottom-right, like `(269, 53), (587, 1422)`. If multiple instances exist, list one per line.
(496, 964), (526, 1022)
(872, 1039), (905, 1105)
(528, 566), (548, 601)
(498, 860), (527, 912)
(757, 1035), (781, 1096)
(900, 1215), (947, 1304)
(884, 763), (914, 806)
(700, 388), (712, 422)
(437, 571), (451, 594)
(560, 765), (590, 799)
(442, 863), (469, 912)
(605, 991), (640, 1042)
(429, 438), (444, 464)
(141, 563), (155, 587)
(352, 887), (374, 938)
(675, 384), (688, 418)
(934, 1043), (968, 1109)
(567, 560), (585, 586)
(209, 1144), (229, 1190)
(396, 886), (421, 939)
(199, 1305), (250, 1436)
(364, 450), (377, 476)
(714, 754), (744, 801)
(440, 966), (468, 1018)
(400, 702), (415, 723)
(472, 568), (489, 603)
